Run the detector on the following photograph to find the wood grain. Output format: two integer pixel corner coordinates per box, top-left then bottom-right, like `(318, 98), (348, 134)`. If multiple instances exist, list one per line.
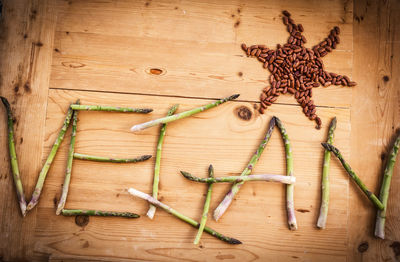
(33, 89), (350, 261)
(1, 0), (398, 261)
(349, 0), (400, 261)
(50, 0), (354, 108)
(0, 0), (57, 260)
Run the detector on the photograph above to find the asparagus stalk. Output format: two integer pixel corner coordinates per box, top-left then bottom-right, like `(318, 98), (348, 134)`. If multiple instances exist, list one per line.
(375, 132), (400, 239)
(27, 103), (75, 211)
(213, 116), (276, 221)
(127, 187), (241, 244)
(194, 164), (214, 245)
(70, 104), (153, 114)
(275, 117), (297, 230)
(180, 171), (295, 184)
(61, 209), (139, 218)
(130, 94), (240, 132)
(317, 117), (337, 229)
(322, 143), (384, 210)
(73, 153), (152, 163)
(56, 107), (79, 215)
(1, 96), (27, 216)
(147, 104), (179, 219)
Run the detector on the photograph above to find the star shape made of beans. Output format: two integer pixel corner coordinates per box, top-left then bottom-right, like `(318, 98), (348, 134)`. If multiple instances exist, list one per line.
(241, 10), (357, 129)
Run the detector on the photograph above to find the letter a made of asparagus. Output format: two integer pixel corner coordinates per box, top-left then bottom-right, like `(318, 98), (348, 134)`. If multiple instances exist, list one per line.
(213, 116), (276, 221)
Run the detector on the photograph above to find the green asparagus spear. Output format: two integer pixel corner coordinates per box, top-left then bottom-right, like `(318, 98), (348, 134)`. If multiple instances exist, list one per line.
(375, 132), (400, 239)
(194, 165), (214, 244)
(128, 188), (241, 244)
(180, 171), (295, 184)
(1, 96), (27, 216)
(322, 143), (384, 210)
(213, 116), (276, 221)
(275, 117), (297, 230)
(147, 104), (179, 219)
(61, 209), (139, 218)
(73, 153), (151, 163)
(317, 117), (336, 229)
(130, 94), (240, 132)
(56, 107), (79, 215)
(70, 104), (152, 114)
(26, 103), (76, 211)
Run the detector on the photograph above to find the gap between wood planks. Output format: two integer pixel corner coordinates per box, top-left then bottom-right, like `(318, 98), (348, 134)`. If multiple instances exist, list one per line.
(49, 87), (350, 110)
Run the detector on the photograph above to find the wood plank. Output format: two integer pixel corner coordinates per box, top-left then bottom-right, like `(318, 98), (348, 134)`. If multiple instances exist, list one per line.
(349, 0), (400, 261)
(4, 0), (400, 261)
(50, 0), (354, 108)
(34, 88), (350, 261)
(0, 0), (57, 261)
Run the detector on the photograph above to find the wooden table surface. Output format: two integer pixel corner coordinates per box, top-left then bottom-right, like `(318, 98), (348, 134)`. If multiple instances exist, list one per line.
(0, 0), (398, 261)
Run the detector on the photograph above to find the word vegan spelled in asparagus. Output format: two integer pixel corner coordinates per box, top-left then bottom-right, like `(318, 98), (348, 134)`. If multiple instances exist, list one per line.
(1, 8), (397, 245)
(130, 94), (240, 132)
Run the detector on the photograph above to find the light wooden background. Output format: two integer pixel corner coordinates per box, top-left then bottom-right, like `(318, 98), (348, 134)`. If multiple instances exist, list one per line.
(0, 0), (398, 261)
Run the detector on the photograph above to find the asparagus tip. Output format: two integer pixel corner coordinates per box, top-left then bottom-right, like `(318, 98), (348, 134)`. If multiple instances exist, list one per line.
(230, 94), (240, 100)
(271, 115), (278, 125)
(180, 171), (191, 178)
(0, 96), (10, 107)
(142, 155), (153, 161)
(142, 108), (153, 114)
(208, 165), (213, 175)
(329, 117), (337, 129)
(321, 142), (339, 154)
(228, 238), (243, 245)
(331, 116), (337, 123)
